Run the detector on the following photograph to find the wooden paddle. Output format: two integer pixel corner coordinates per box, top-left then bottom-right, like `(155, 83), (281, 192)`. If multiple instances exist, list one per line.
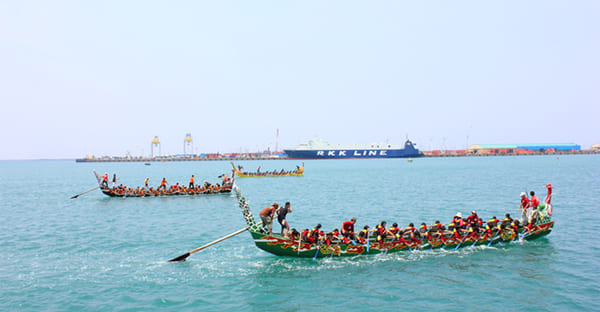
(454, 232), (471, 250)
(71, 186), (100, 199)
(312, 245), (321, 260)
(168, 227), (248, 262)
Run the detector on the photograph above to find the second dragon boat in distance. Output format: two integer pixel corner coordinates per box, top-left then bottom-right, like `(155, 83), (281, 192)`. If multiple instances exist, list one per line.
(284, 138), (422, 159)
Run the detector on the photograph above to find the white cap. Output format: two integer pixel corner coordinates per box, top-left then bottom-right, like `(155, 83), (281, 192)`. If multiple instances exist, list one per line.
(520, 192), (526, 197)
(457, 212), (462, 218)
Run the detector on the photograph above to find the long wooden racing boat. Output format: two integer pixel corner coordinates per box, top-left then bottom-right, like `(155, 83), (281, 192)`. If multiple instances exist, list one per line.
(231, 162), (303, 177)
(233, 187), (554, 258)
(93, 170), (234, 198)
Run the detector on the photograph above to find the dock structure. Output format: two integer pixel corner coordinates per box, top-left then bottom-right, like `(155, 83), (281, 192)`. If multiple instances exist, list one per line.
(76, 154), (287, 163)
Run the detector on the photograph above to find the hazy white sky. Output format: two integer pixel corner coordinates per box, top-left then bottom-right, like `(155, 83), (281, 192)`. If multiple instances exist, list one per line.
(1, 1), (598, 159)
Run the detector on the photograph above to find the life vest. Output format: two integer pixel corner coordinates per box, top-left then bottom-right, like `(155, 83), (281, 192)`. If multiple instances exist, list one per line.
(302, 230), (312, 243)
(448, 222), (456, 231)
(358, 229), (369, 243)
(485, 225), (492, 234)
(310, 228), (320, 241)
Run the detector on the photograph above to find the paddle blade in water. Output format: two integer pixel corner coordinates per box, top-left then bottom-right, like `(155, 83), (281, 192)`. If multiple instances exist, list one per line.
(168, 253), (190, 262)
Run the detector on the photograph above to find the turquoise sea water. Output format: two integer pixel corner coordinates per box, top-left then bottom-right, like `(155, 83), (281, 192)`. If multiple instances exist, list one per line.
(1, 156), (599, 311)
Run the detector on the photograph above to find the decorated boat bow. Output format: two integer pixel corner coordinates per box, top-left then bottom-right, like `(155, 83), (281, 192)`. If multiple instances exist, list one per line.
(234, 186), (554, 258)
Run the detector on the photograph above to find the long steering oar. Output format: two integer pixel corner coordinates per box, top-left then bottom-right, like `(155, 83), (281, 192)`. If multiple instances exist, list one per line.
(169, 227), (248, 262)
(71, 185), (100, 199)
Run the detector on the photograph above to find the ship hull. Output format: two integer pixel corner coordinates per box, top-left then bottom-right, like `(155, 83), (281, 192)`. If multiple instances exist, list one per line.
(284, 148), (420, 159)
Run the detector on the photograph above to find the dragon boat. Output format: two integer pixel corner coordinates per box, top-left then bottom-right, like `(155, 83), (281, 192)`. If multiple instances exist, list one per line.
(234, 187), (554, 258)
(231, 162), (304, 177)
(93, 170), (234, 198)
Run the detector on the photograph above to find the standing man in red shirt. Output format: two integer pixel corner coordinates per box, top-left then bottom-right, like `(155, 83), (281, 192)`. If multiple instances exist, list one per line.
(101, 173), (109, 188)
(341, 217), (357, 239)
(528, 191), (540, 222)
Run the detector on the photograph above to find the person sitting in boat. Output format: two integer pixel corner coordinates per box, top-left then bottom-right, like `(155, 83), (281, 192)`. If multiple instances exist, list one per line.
(484, 221), (494, 237)
(524, 212), (539, 234)
(330, 228), (341, 241)
(501, 213), (513, 228)
(511, 219), (520, 234)
(419, 222), (431, 241)
(430, 220), (446, 237)
(309, 224), (323, 245)
(341, 218), (357, 239)
(357, 225), (370, 244)
(301, 228), (313, 244)
(389, 222), (401, 240)
(341, 232), (353, 245)
(375, 221), (393, 243)
(289, 228), (300, 242)
(324, 233), (336, 253)
(402, 223), (419, 242)
(487, 216), (500, 228)
(449, 213), (464, 232)
(259, 203), (279, 236)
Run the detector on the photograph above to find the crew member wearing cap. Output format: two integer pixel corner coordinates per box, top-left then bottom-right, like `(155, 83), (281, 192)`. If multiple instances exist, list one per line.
(466, 211), (480, 227)
(519, 192), (530, 224)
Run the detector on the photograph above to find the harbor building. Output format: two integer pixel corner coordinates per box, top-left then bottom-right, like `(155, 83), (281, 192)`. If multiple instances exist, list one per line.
(468, 143), (581, 155)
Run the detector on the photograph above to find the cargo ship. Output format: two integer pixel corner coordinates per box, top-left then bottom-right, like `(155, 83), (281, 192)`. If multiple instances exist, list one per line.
(284, 138), (421, 159)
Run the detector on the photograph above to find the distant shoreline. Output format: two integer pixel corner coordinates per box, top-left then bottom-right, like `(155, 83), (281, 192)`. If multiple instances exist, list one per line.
(74, 150), (599, 162)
